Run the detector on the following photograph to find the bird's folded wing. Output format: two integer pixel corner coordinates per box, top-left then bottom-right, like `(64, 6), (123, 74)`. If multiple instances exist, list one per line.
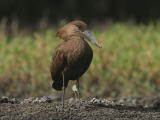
(50, 49), (66, 80)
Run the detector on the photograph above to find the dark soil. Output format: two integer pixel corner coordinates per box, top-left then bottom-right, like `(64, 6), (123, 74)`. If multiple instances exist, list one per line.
(0, 96), (160, 120)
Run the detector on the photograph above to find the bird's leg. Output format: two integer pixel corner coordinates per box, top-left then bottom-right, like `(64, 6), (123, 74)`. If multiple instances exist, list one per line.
(72, 79), (80, 100)
(76, 79), (80, 100)
(72, 84), (78, 99)
(62, 72), (65, 108)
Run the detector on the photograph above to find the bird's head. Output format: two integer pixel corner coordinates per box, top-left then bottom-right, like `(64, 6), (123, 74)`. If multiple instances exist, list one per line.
(56, 20), (101, 48)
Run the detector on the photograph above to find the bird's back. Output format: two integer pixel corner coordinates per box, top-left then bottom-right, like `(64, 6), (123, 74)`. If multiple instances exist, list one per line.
(50, 36), (93, 90)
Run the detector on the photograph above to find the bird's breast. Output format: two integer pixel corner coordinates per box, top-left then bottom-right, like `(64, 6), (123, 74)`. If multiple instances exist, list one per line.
(58, 38), (93, 80)
(66, 39), (93, 66)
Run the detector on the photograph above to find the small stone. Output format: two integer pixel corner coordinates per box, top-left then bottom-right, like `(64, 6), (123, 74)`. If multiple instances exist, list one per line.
(0, 96), (9, 103)
(21, 97), (35, 104)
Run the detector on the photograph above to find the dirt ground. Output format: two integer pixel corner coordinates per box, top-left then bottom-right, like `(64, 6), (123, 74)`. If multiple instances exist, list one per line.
(0, 96), (160, 120)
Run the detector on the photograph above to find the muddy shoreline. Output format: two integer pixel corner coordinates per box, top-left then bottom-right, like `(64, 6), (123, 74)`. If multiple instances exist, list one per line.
(0, 96), (160, 120)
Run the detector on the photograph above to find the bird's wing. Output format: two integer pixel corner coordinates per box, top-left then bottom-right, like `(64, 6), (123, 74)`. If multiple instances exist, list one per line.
(50, 47), (66, 81)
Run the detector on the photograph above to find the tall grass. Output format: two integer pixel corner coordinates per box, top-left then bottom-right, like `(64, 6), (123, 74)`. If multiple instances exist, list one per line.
(0, 23), (160, 98)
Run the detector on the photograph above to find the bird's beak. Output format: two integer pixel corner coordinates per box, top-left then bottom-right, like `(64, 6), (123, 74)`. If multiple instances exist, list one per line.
(83, 30), (102, 48)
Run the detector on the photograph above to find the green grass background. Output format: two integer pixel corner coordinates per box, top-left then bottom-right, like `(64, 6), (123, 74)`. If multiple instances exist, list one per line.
(0, 23), (160, 98)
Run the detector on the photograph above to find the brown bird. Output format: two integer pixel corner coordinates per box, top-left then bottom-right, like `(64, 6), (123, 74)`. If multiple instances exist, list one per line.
(50, 20), (101, 107)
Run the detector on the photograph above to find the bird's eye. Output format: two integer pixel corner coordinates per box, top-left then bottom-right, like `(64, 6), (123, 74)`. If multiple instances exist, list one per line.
(77, 25), (81, 29)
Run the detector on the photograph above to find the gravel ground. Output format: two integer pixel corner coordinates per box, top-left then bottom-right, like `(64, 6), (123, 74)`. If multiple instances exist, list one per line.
(0, 96), (160, 120)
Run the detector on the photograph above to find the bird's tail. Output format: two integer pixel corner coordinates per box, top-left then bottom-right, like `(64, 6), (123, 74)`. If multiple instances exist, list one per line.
(52, 80), (63, 91)
(52, 74), (69, 91)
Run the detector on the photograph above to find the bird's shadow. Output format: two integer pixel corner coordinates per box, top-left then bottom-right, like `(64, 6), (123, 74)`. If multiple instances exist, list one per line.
(87, 103), (160, 112)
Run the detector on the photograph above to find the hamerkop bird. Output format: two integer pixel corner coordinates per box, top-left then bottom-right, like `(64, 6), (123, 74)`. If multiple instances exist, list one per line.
(50, 20), (101, 107)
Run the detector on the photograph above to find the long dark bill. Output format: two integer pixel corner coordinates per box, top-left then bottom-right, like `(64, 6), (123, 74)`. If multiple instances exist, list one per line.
(83, 30), (102, 48)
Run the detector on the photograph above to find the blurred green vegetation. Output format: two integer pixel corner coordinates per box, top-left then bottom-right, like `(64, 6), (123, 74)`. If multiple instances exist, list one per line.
(0, 23), (160, 98)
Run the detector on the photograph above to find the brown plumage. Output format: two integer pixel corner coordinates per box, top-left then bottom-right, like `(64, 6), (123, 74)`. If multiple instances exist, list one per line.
(50, 20), (101, 107)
